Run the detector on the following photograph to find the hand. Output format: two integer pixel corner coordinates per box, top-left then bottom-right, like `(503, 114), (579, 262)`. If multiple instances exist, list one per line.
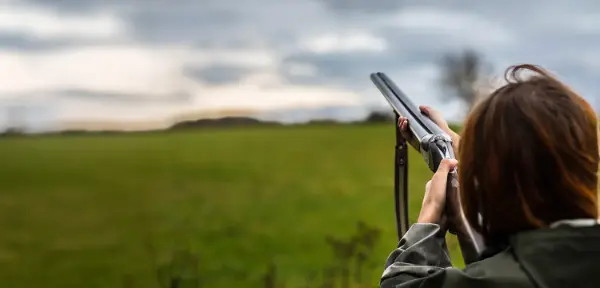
(398, 106), (460, 152)
(417, 159), (459, 224)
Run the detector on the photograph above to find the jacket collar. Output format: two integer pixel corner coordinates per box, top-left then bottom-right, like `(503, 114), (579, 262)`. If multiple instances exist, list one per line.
(476, 218), (600, 262)
(549, 218), (599, 228)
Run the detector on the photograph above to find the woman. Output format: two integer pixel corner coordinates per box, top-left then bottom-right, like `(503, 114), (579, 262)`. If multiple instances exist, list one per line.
(381, 64), (600, 288)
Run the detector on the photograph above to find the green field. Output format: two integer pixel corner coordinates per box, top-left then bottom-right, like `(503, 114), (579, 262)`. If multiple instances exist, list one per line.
(0, 124), (463, 288)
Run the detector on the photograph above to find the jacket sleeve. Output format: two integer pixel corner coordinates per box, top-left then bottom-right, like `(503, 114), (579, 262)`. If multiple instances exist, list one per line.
(380, 223), (453, 288)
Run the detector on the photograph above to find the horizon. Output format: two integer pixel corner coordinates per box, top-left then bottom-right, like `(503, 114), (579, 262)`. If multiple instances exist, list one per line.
(18, 105), (390, 133)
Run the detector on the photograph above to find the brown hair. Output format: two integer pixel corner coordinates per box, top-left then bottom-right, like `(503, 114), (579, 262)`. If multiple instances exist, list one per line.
(458, 64), (599, 244)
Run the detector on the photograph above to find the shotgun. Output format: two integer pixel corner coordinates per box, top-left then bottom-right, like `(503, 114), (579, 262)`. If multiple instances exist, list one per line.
(370, 72), (485, 264)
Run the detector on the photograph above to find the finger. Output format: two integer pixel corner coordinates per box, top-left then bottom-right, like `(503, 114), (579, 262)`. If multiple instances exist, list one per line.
(429, 159), (459, 194)
(420, 105), (444, 121)
(419, 105), (432, 116)
(398, 118), (409, 132)
(397, 117), (405, 128)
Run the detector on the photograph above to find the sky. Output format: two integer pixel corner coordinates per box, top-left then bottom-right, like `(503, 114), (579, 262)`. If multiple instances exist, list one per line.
(1, 0), (600, 131)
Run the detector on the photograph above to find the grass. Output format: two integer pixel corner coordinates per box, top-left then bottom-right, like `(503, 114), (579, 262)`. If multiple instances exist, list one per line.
(0, 124), (463, 288)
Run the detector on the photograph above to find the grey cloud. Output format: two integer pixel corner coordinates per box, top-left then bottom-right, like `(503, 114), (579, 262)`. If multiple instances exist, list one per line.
(57, 89), (192, 104)
(279, 31), (472, 90)
(105, 0), (352, 54)
(2, 89), (191, 105)
(0, 33), (130, 52)
(116, 0), (600, 107)
(10, 0), (600, 119)
(183, 64), (256, 85)
(0, 33), (75, 51)
(281, 51), (400, 88)
(122, 3), (244, 47)
(20, 0), (116, 13)
(16, 1), (246, 48)
(319, 0), (404, 14)
(98, 1), (314, 50)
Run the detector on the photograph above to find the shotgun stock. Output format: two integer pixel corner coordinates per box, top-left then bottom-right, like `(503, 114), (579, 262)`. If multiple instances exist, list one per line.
(370, 72), (485, 264)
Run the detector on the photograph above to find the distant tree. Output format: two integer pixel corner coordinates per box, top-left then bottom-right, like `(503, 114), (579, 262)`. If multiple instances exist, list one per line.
(1, 127), (24, 137)
(364, 110), (394, 123)
(439, 49), (493, 113)
(169, 116), (280, 130)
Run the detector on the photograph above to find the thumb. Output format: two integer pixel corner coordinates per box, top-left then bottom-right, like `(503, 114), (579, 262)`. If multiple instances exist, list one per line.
(428, 159), (458, 197)
(436, 159), (458, 174)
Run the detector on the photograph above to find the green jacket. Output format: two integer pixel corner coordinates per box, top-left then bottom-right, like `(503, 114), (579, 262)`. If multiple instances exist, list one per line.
(380, 219), (600, 288)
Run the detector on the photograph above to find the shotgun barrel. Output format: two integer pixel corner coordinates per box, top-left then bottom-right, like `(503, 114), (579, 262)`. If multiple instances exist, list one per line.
(370, 72), (485, 264)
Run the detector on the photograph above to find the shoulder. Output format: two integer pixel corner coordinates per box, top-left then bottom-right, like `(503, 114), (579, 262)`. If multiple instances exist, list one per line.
(381, 248), (534, 288)
(463, 247), (526, 278)
(442, 247), (532, 287)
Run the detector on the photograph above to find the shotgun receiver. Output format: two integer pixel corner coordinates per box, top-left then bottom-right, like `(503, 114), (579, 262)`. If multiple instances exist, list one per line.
(370, 72), (485, 264)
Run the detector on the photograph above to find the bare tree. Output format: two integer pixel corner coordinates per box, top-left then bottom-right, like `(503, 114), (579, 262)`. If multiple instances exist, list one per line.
(439, 49), (493, 113)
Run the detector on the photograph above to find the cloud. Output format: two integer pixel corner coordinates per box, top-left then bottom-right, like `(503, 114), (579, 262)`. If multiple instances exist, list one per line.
(302, 31), (388, 54)
(202, 84), (363, 110)
(3, 0), (600, 132)
(0, 2), (126, 40)
(319, 0), (404, 14)
(385, 8), (515, 47)
(57, 89), (192, 104)
(281, 50), (392, 89)
(183, 64), (256, 86)
(18, 0), (108, 13)
(0, 32), (116, 52)
(0, 45), (192, 95)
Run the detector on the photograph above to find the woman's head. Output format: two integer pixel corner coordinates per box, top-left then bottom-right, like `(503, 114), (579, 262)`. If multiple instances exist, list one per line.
(458, 64), (599, 243)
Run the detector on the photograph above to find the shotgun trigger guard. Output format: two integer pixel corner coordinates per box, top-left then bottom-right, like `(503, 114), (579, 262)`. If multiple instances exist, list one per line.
(419, 134), (454, 172)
